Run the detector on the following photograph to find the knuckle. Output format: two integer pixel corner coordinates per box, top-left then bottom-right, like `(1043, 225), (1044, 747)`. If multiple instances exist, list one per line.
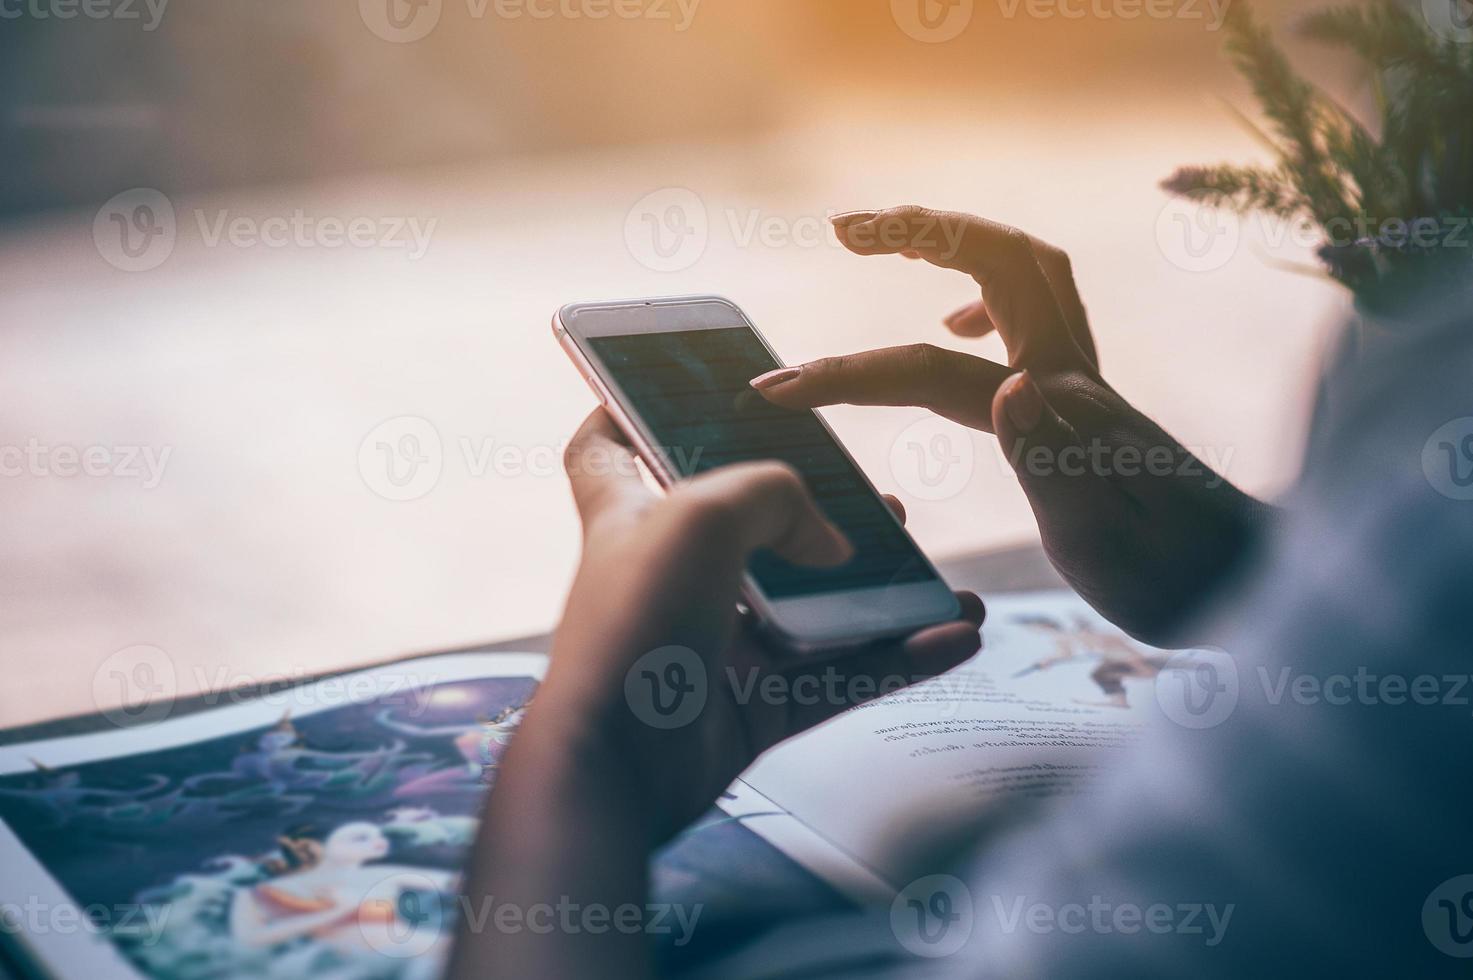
(883, 200), (930, 235)
(906, 343), (946, 374)
(1034, 234), (1074, 278)
(933, 209), (973, 239)
(746, 460), (806, 499)
(670, 484), (737, 534)
(904, 344), (968, 414)
(806, 355), (844, 381)
(901, 343), (936, 366)
(562, 440), (592, 478)
(1037, 368), (1089, 403)
(680, 462), (804, 525)
(1032, 233), (1067, 262)
(1000, 225), (1035, 262)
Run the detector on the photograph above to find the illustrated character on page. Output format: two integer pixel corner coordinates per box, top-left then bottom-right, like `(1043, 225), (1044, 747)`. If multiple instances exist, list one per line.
(1011, 614), (1170, 709)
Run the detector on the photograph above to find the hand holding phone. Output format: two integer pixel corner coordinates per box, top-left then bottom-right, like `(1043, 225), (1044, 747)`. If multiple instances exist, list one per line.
(555, 295), (962, 649)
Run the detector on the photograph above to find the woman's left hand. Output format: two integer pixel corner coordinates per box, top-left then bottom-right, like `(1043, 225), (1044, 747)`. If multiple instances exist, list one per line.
(526, 409), (985, 843)
(450, 409), (983, 980)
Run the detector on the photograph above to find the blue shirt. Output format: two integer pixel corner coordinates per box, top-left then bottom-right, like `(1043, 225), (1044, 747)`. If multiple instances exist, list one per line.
(712, 289), (1473, 978)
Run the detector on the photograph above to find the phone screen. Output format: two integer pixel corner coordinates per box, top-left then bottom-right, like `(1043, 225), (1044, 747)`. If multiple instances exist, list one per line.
(587, 326), (939, 599)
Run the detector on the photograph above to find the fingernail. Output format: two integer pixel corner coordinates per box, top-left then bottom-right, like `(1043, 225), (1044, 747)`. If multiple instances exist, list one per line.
(830, 210), (878, 226)
(1003, 373), (1044, 434)
(750, 367), (801, 390)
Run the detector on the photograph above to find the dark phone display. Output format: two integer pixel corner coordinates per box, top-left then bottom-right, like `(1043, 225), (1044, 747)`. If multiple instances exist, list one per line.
(588, 327), (937, 598)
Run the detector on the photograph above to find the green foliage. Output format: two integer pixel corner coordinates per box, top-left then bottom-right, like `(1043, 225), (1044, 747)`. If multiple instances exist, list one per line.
(1161, 1), (1473, 303)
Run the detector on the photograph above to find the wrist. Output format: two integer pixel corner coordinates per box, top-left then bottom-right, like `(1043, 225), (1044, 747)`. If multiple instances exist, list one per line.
(507, 674), (670, 842)
(1174, 490), (1277, 647)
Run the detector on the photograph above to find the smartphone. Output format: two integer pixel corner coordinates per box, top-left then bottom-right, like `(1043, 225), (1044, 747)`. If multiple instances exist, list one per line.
(554, 295), (961, 650)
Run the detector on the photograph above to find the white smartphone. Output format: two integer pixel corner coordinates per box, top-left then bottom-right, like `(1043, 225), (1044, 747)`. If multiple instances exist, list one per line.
(554, 295), (961, 650)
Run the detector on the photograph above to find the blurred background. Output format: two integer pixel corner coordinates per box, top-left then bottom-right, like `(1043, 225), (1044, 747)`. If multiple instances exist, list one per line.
(0, 0), (1358, 725)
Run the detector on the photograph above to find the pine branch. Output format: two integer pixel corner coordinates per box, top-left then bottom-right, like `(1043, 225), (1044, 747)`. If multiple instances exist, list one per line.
(1214, 95), (1283, 155)
(1222, 3), (1357, 224)
(1163, 0), (1473, 297)
(1316, 96), (1396, 215)
(1301, 1), (1473, 218)
(1299, 2), (1458, 76)
(1161, 164), (1306, 219)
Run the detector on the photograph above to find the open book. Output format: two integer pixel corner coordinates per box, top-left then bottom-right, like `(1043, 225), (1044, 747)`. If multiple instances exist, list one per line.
(721, 591), (1182, 902)
(0, 592), (1189, 979)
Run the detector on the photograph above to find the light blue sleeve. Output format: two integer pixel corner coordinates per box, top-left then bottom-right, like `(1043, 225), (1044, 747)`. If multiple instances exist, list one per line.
(711, 297), (1473, 980)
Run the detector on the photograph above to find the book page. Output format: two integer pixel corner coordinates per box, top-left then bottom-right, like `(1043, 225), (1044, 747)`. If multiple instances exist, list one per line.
(0, 654), (546, 980)
(727, 591), (1194, 893)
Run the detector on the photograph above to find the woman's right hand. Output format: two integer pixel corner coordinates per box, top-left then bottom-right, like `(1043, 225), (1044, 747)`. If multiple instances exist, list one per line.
(753, 206), (1270, 645)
